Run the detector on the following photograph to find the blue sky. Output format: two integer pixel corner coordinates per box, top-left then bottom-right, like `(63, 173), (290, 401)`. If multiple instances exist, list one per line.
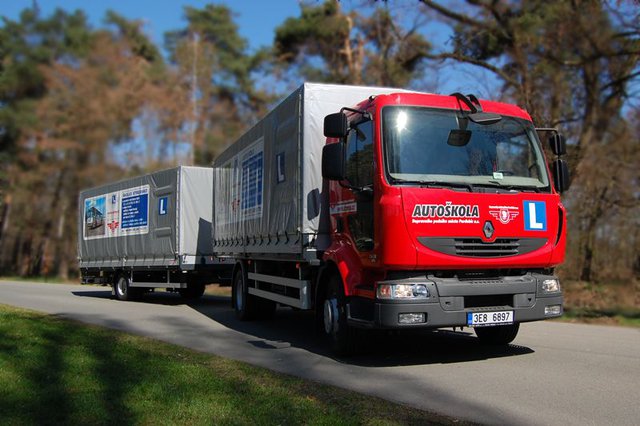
(3, 1), (300, 52)
(3, 0), (503, 97)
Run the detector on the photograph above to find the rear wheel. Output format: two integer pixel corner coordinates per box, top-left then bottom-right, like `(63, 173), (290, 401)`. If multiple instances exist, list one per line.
(232, 268), (256, 320)
(232, 269), (276, 320)
(475, 323), (520, 345)
(114, 276), (139, 301)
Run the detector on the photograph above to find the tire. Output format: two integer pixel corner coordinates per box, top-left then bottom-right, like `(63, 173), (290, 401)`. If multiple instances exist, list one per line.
(114, 276), (136, 301)
(475, 323), (520, 345)
(321, 273), (360, 356)
(179, 282), (205, 300)
(232, 268), (257, 320)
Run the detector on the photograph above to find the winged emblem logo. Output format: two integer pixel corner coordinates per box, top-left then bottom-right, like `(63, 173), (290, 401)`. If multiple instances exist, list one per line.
(489, 206), (519, 225)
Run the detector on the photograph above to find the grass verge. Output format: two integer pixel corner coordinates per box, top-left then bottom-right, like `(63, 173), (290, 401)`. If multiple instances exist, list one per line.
(558, 280), (639, 327)
(559, 307), (640, 327)
(0, 304), (464, 425)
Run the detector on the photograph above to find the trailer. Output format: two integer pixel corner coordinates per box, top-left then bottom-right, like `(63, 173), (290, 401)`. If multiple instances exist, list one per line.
(79, 83), (569, 355)
(78, 166), (231, 300)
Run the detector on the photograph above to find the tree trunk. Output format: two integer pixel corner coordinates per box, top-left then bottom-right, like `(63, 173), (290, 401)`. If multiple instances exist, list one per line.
(18, 236), (32, 277)
(579, 234), (595, 282)
(0, 194), (11, 244)
(55, 197), (69, 280)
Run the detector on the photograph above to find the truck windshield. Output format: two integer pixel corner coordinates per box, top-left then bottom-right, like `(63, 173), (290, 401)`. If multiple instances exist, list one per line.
(382, 106), (550, 191)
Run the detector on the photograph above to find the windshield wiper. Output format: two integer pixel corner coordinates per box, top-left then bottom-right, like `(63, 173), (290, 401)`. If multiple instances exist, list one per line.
(476, 181), (542, 193)
(390, 177), (543, 193)
(391, 178), (474, 192)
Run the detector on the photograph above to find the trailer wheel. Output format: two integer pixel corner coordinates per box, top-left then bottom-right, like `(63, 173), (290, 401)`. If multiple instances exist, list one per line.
(475, 323), (520, 345)
(115, 276), (134, 301)
(179, 282), (205, 300)
(322, 273), (360, 356)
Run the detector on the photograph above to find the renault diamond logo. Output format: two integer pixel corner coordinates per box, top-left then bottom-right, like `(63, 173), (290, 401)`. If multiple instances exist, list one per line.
(483, 221), (495, 239)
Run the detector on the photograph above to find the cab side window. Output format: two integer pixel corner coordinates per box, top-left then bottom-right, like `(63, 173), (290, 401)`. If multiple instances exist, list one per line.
(345, 120), (374, 188)
(345, 120), (374, 252)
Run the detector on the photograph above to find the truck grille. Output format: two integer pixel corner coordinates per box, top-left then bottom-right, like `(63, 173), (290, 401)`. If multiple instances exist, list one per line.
(417, 237), (547, 258)
(454, 238), (519, 257)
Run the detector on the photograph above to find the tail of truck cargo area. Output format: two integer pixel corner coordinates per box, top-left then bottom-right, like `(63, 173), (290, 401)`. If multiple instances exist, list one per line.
(78, 166), (231, 300)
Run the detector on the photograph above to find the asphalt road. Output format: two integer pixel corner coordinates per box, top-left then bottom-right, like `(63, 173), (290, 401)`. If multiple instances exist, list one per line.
(1, 281), (638, 425)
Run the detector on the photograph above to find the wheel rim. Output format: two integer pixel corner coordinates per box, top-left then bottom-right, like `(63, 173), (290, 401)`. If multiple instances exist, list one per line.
(323, 298), (339, 334)
(235, 276), (244, 311)
(117, 278), (127, 296)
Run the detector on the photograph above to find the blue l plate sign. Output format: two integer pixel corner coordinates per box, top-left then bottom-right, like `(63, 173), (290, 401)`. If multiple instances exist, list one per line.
(159, 197), (168, 216)
(523, 201), (546, 231)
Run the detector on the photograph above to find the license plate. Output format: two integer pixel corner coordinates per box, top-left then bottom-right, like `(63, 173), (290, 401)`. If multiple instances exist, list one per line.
(467, 311), (513, 327)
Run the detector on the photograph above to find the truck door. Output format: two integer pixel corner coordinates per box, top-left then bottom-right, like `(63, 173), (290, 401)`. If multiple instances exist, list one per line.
(344, 120), (375, 253)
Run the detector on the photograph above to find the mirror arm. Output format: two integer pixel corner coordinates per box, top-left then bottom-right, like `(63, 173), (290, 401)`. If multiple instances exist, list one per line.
(466, 94), (483, 112)
(338, 181), (362, 192)
(340, 107), (371, 121)
(535, 127), (559, 135)
(449, 92), (478, 113)
(338, 180), (374, 198)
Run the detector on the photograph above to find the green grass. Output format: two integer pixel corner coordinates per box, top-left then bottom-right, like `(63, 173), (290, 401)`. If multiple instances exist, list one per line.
(0, 304), (462, 426)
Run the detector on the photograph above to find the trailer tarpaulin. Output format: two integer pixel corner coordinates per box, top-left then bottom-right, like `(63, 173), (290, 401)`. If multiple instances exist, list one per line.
(78, 166), (213, 269)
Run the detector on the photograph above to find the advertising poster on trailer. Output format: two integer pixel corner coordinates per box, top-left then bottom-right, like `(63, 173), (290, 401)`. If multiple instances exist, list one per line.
(84, 196), (106, 238)
(83, 185), (150, 240)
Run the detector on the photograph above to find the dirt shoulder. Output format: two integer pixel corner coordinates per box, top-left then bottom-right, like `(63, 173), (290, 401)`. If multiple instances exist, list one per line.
(559, 280), (640, 327)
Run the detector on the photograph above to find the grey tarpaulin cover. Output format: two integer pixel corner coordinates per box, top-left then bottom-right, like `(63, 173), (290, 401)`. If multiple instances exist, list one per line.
(212, 82), (414, 259)
(78, 166), (213, 269)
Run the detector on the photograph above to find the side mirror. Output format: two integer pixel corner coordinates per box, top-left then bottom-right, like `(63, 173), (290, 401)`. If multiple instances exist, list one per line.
(324, 113), (348, 138)
(447, 129), (472, 146)
(322, 143), (345, 181)
(551, 159), (570, 193)
(548, 134), (567, 156)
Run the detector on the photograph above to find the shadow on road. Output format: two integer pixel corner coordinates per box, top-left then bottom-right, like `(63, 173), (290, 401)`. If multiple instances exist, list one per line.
(72, 288), (231, 307)
(72, 288), (534, 366)
(200, 304), (534, 367)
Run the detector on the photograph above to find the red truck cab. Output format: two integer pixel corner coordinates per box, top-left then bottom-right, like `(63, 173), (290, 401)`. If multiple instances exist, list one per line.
(320, 92), (569, 351)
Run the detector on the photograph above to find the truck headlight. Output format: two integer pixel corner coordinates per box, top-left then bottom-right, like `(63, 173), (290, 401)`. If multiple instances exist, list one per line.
(377, 283), (429, 300)
(542, 279), (561, 293)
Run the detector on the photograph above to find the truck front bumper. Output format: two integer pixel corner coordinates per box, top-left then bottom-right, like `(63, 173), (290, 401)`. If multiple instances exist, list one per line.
(347, 272), (563, 329)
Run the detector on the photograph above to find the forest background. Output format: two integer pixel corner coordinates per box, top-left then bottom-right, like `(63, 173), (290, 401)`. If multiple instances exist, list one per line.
(0, 0), (638, 313)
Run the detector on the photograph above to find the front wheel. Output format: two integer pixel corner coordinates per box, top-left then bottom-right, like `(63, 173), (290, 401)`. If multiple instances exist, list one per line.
(321, 274), (361, 356)
(475, 323), (520, 345)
